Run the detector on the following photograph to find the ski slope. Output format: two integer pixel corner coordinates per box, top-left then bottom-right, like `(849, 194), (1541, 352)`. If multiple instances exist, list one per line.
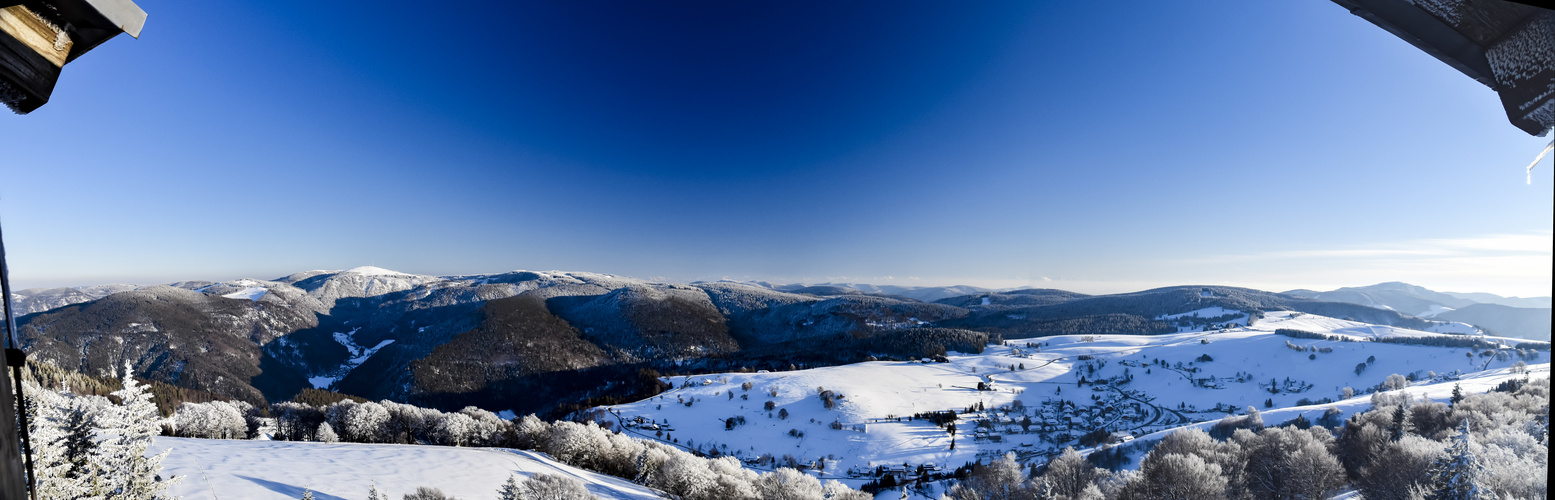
(148, 437), (663, 500)
(601, 311), (1544, 484)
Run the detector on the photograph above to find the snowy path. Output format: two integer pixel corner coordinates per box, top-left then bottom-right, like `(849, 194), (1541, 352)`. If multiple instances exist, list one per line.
(149, 437), (664, 500)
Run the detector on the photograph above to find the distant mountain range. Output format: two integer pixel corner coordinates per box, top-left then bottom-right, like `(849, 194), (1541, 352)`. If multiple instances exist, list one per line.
(1283, 282), (1549, 340)
(14, 270), (1535, 415)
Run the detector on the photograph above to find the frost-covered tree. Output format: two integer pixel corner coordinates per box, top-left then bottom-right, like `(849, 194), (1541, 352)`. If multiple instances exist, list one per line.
(459, 406), (506, 446)
(433, 412), (475, 447)
(383, 400), (431, 444)
(753, 467), (823, 500)
(369, 480), (387, 500)
(1426, 421), (1497, 500)
(300, 488), (314, 500)
(515, 414), (550, 450)
(497, 474), (522, 500)
(514, 473), (596, 500)
(1239, 425), (1344, 499)
(703, 455), (759, 499)
(27, 387), (101, 500)
(95, 361), (177, 500)
(1039, 447), (1107, 499)
(56, 395), (101, 480)
(548, 421), (609, 469)
(345, 401), (392, 443)
(1116, 452), (1227, 500)
(270, 401), (323, 442)
(1386, 373), (1410, 391)
(1391, 404), (1414, 441)
(172, 401), (247, 439)
(652, 453), (718, 500)
(316, 421), (340, 443)
(823, 480), (873, 500)
(1359, 434), (1445, 500)
(402, 486), (455, 500)
(946, 452), (1038, 500)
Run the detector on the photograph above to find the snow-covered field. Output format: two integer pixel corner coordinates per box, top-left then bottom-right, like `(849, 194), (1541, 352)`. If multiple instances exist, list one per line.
(149, 437), (663, 500)
(601, 310), (1545, 484)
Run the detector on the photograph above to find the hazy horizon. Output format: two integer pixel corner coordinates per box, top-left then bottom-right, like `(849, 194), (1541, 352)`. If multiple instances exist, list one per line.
(12, 261), (1551, 300)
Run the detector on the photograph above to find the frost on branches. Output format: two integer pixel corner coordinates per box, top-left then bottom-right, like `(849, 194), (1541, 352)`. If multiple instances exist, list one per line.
(26, 361), (177, 500)
(1427, 421), (1497, 500)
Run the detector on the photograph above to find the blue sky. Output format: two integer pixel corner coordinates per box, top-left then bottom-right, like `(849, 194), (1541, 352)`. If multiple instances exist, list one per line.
(1, 0), (1550, 297)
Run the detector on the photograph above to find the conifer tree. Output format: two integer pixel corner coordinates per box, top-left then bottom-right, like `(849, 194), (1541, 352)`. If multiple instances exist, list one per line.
(29, 391), (100, 500)
(59, 397), (100, 479)
(497, 473), (521, 500)
(301, 488), (315, 500)
(368, 480), (386, 500)
(1390, 405), (1413, 441)
(97, 361), (177, 500)
(1426, 421), (1497, 500)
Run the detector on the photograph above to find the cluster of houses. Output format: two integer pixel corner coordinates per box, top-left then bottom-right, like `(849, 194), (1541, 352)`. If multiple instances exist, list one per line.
(953, 395), (1151, 451)
(845, 462), (944, 478)
(619, 415), (675, 432)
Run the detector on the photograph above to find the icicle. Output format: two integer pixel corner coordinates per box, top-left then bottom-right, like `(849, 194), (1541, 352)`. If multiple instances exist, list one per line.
(1528, 137), (1553, 185)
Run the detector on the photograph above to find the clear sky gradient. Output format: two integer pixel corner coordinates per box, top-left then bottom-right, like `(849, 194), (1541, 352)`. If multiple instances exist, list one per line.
(2, 0), (1551, 297)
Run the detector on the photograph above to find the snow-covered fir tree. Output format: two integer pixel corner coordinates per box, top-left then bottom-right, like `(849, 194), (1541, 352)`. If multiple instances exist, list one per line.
(1391, 404), (1413, 441)
(28, 389), (102, 500)
(497, 473), (521, 500)
(58, 397), (101, 479)
(1426, 420), (1497, 500)
(94, 361), (178, 500)
(367, 480), (386, 500)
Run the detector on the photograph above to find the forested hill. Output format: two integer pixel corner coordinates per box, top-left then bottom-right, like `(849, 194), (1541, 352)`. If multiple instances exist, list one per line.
(17, 269), (1458, 414)
(935, 285), (1436, 337)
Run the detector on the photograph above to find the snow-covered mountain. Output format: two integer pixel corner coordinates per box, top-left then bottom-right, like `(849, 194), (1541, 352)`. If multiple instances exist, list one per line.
(15, 268), (1508, 416)
(769, 282), (995, 302)
(12, 283), (150, 315)
(1283, 282), (1550, 340)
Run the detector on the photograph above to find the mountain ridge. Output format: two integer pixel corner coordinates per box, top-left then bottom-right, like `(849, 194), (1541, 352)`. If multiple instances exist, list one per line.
(16, 267), (1507, 415)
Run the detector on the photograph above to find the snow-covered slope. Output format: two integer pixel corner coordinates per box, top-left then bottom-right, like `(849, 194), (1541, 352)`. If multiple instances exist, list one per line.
(149, 437), (662, 500)
(600, 311), (1544, 485)
(1120, 363), (1549, 458)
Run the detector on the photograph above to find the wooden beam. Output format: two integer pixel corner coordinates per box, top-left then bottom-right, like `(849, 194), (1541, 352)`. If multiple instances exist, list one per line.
(0, 5), (70, 67)
(0, 31), (59, 113)
(0, 5), (64, 113)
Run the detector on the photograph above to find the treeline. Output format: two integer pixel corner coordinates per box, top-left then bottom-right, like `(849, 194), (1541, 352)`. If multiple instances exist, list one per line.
(943, 377), (1548, 500)
(1373, 335), (1508, 349)
(1274, 328), (1551, 355)
(1274, 329), (1352, 342)
(23, 359), (236, 417)
(857, 327), (993, 356)
(946, 314), (1177, 339)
